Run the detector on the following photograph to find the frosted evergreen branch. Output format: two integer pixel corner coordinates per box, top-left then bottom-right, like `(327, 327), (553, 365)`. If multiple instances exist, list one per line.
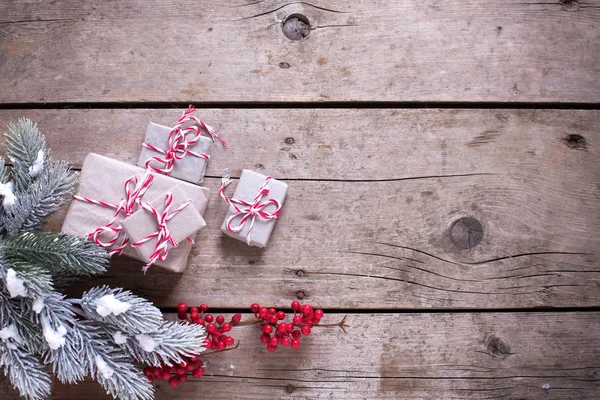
(80, 286), (162, 335)
(0, 290), (44, 353)
(0, 262), (54, 300)
(0, 342), (52, 400)
(5, 232), (110, 276)
(119, 321), (207, 367)
(77, 324), (154, 400)
(5, 161), (75, 235)
(4, 119), (47, 193)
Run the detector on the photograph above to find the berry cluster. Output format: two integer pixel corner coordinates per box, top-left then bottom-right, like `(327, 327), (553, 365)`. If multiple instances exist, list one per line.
(177, 302), (241, 351)
(251, 301), (323, 352)
(143, 355), (205, 388)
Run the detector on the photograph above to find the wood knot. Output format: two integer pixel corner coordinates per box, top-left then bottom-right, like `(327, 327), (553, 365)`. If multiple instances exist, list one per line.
(285, 384), (296, 393)
(296, 290), (306, 299)
(296, 270), (305, 277)
(282, 14), (311, 40)
(560, 0), (580, 12)
(450, 217), (483, 250)
(562, 134), (586, 150)
(486, 335), (511, 357)
(284, 137), (295, 145)
(279, 62), (291, 69)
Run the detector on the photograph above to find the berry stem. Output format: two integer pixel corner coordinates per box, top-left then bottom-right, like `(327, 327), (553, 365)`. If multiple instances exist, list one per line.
(313, 315), (349, 334)
(200, 341), (241, 357)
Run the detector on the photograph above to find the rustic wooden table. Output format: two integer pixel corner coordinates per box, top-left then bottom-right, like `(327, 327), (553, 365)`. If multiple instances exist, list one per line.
(1, 1), (599, 399)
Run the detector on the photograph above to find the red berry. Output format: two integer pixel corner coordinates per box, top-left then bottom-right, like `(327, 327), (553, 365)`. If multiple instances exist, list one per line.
(268, 307), (276, 316)
(291, 301), (301, 311)
(143, 367), (153, 377)
(250, 303), (260, 313)
(190, 306), (199, 314)
(258, 307), (268, 318)
(293, 316), (303, 326)
(301, 304), (313, 316)
(177, 302), (188, 314)
(206, 323), (215, 333)
(301, 325), (312, 335)
(216, 315), (225, 325)
(177, 312), (187, 321)
(217, 341), (226, 350)
(200, 304), (209, 312)
(190, 355), (199, 362)
(269, 337), (279, 347)
(286, 323), (295, 332)
(225, 336), (235, 346)
(277, 311), (286, 320)
(231, 314), (242, 324)
(222, 322), (232, 332)
(178, 374), (187, 382)
(162, 371), (171, 380)
(152, 367), (161, 378)
(277, 323), (287, 334)
(281, 336), (291, 346)
(260, 333), (270, 344)
(267, 344), (277, 352)
(262, 324), (273, 334)
(292, 330), (301, 340)
(176, 366), (186, 375)
(190, 311), (199, 320)
(192, 367), (205, 378)
(314, 309), (324, 320)
(168, 376), (179, 388)
(186, 362), (194, 371)
(268, 315), (278, 324)
(291, 339), (300, 349)
(204, 314), (214, 323)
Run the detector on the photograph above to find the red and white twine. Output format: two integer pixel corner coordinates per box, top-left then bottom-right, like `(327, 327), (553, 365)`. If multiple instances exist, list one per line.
(219, 173), (281, 245)
(73, 171), (155, 255)
(143, 105), (227, 175)
(131, 193), (194, 272)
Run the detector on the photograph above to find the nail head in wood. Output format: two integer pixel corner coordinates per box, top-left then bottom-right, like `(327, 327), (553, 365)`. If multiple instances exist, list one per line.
(450, 217), (483, 250)
(282, 14), (311, 41)
(296, 290), (306, 299)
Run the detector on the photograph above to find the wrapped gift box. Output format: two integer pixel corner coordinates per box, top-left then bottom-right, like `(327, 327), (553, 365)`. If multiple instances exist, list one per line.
(62, 153), (210, 272)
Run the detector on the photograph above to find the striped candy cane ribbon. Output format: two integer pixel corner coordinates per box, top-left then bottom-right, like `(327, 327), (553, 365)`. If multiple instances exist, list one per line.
(73, 171), (155, 255)
(219, 173), (281, 245)
(143, 105), (227, 175)
(131, 193), (194, 272)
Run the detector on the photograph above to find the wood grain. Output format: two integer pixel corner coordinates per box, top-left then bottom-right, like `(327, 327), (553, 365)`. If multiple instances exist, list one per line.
(0, 109), (598, 309)
(2, 312), (600, 399)
(1, 0), (599, 103)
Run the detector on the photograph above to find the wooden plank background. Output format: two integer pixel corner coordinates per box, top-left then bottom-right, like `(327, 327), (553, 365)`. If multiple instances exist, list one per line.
(1, 0), (599, 103)
(1, 0), (600, 399)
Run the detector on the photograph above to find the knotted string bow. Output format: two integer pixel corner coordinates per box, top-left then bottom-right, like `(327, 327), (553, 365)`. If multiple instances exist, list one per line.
(73, 171), (155, 255)
(143, 105), (227, 175)
(131, 193), (194, 272)
(219, 173), (281, 245)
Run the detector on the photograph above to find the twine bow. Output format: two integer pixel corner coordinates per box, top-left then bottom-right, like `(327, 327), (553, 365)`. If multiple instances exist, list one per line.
(143, 105), (227, 175)
(73, 171), (155, 255)
(131, 193), (194, 272)
(219, 173), (281, 245)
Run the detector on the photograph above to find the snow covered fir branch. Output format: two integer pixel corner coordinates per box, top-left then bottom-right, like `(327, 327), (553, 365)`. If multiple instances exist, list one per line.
(0, 120), (207, 400)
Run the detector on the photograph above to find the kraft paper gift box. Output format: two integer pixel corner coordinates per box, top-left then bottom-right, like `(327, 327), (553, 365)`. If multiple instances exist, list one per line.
(62, 153), (210, 273)
(220, 169), (288, 247)
(137, 122), (212, 184)
(121, 186), (206, 268)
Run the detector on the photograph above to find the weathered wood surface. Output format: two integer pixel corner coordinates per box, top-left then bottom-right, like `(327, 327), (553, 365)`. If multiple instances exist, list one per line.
(0, 109), (598, 309)
(3, 312), (600, 399)
(1, 1), (600, 104)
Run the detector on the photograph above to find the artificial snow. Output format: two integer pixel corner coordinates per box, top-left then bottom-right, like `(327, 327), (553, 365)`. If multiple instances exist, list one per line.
(113, 331), (127, 345)
(0, 324), (24, 346)
(96, 294), (131, 317)
(135, 334), (158, 352)
(29, 150), (45, 178)
(32, 297), (45, 313)
(41, 317), (67, 350)
(0, 181), (15, 212)
(95, 355), (115, 379)
(6, 268), (27, 298)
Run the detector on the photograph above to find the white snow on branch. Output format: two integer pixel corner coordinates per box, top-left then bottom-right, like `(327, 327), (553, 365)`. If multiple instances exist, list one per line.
(29, 150), (45, 178)
(135, 334), (157, 352)
(0, 324), (24, 348)
(41, 316), (67, 350)
(32, 297), (45, 313)
(96, 294), (131, 317)
(5, 269), (27, 298)
(95, 355), (115, 379)
(113, 331), (127, 345)
(0, 181), (15, 212)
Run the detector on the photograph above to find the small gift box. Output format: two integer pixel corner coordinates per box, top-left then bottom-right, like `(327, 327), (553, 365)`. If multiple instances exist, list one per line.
(220, 169), (288, 247)
(62, 153), (210, 272)
(121, 187), (206, 272)
(137, 122), (213, 184)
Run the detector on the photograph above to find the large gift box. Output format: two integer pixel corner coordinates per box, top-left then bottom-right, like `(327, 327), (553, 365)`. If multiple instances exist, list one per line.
(62, 153), (209, 272)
